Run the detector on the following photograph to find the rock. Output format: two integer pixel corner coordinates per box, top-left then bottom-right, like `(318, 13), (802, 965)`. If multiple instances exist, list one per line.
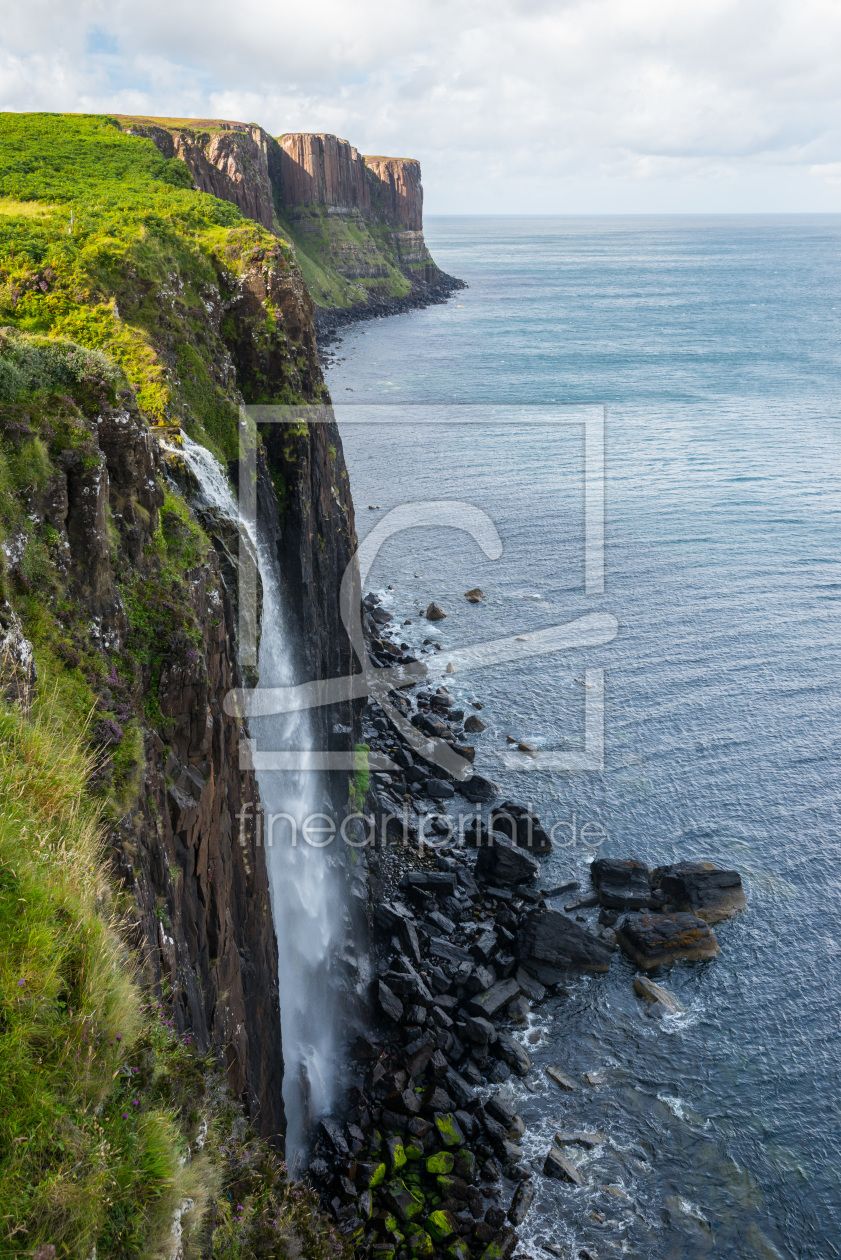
(507, 1179), (535, 1225)
(633, 974), (683, 1017)
(382, 1177), (424, 1223)
(616, 912), (719, 969)
(546, 1066), (577, 1092)
(435, 1113), (465, 1147)
(427, 1150), (455, 1174)
(426, 1209), (458, 1242)
(553, 1131), (604, 1149)
(426, 603), (447, 621)
(543, 1147), (585, 1186)
(377, 980), (405, 1023)
(590, 858), (652, 911)
(456, 774), (499, 804)
(464, 588), (485, 603)
(475, 837), (539, 887)
(495, 1031), (531, 1076)
(507, 995), (530, 1022)
(356, 1161), (387, 1188)
(430, 938), (472, 964)
(426, 777), (456, 800)
(463, 1015), (498, 1045)
(514, 967), (546, 1003)
(651, 861), (746, 923)
(517, 908), (614, 978)
(404, 1034), (436, 1076)
(491, 801), (552, 854)
(564, 893), (599, 912)
(463, 714), (486, 733)
(469, 978), (521, 1019)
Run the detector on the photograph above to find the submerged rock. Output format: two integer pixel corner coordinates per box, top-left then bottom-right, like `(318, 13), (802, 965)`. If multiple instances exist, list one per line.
(546, 1066), (577, 1092)
(651, 861), (747, 923)
(543, 1147), (585, 1185)
(426, 602), (447, 621)
(464, 588), (485, 603)
(633, 974), (683, 1017)
(617, 912), (719, 969)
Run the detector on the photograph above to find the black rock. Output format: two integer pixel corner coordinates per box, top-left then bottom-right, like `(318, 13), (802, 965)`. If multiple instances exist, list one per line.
(427, 777), (456, 800)
(508, 1178), (535, 1224)
(651, 861), (746, 923)
(457, 774), (500, 803)
(378, 980), (404, 1022)
(517, 907), (614, 978)
(494, 1030), (531, 1077)
(590, 857), (651, 910)
(475, 837), (540, 887)
(468, 978), (521, 1019)
(491, 801), (552, 854)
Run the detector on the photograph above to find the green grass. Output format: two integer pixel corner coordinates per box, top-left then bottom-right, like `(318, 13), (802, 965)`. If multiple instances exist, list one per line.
(0, 682), (352, 1259)
(0, 113), (317, 460)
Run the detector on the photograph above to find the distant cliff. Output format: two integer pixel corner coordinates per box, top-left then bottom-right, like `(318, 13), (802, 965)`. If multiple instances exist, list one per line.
(119, 116), (464, 328)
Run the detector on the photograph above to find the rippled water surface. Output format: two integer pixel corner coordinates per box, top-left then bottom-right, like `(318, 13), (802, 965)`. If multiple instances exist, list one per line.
(326, 216), (841, 1260)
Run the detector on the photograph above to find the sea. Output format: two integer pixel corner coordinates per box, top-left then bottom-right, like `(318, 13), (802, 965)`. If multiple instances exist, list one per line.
(325, 216), (841, 1260)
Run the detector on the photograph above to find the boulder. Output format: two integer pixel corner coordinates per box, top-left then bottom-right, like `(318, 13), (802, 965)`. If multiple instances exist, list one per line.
(651, 861), (746, 923)
(495, 1031), (531, 1077)
(468, 978), (521, 1019)
(517, 908), (614, 978)
(378, 980), (404, 1022)
(464, 588), (485, 603)
(456, 774), (499, 804)
(426, 603), (447, 621)
(426, 778), (456, 800)
(543, 1147), (585, 1186)
(590, 857), (651, 911)
(616, 912), (719, 969)
(507, 1179), (535, 1225)
(489, 801), (552, 855)
(475, 837), (539, 886)
(633, 974), (683, 1017)
(463, 714), (486, 733)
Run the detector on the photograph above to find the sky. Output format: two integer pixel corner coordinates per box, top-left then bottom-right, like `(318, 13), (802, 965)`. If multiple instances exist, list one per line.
(2, 0), (840, 213)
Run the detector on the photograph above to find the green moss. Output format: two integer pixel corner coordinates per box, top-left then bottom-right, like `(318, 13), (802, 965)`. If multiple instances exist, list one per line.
(424, 1210), (455, 1243)
(425, 1151), (454, 1175)
(434, 1113), (464, 1147)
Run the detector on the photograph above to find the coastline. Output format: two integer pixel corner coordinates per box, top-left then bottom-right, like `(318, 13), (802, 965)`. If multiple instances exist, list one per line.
(314, 271), (468, 347)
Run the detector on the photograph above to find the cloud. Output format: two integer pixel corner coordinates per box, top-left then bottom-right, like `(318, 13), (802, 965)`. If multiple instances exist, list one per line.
(1, 0), (839, 210)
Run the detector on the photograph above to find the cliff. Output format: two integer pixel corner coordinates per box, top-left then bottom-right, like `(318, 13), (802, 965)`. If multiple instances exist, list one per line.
(0, 112), (357, 1254)
(116, 116), (463, 326)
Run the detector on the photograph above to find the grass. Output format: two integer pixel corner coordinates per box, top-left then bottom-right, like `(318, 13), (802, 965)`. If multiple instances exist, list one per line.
(0, 113), (318, 461)
(0, 681), (352, 1259)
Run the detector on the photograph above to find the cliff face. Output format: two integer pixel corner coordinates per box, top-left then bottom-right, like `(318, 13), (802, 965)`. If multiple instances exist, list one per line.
(119, 116), (278, 231)
(365, 155), (423, 230)
(278, 132), (370, 214)
(121, 116), (463, 320)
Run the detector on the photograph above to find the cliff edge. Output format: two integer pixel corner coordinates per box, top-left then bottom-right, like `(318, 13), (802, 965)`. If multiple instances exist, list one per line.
(118, 116), (464, 330)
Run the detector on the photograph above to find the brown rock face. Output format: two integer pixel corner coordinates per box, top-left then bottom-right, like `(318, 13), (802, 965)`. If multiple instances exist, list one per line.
(121, 118), (278, 231)
(27, 397), (285, 1141)
(365, 156), (423, 231)
(278, 133), (370, 212)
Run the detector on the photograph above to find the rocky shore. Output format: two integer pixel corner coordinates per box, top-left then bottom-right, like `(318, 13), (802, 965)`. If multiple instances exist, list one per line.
(314, 271), (468, 348)
(306, 591), (747, 1260)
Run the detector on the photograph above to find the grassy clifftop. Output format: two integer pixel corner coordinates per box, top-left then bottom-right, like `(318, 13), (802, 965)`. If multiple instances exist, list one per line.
(0, 113), (323, 459)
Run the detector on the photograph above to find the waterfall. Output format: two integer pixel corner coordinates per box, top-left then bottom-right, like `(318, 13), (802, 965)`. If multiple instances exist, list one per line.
(173, 432), (343, 1167)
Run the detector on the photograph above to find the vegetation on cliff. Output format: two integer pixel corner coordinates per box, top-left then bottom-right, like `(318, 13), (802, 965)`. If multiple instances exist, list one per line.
(0, 113), (349, 1257)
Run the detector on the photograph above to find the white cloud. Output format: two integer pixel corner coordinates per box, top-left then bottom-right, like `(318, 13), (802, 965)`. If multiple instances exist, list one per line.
(1, 0), (839, 210)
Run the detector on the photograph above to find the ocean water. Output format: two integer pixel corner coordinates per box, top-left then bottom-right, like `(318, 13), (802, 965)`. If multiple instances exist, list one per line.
(325, 217), (841, 1260)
